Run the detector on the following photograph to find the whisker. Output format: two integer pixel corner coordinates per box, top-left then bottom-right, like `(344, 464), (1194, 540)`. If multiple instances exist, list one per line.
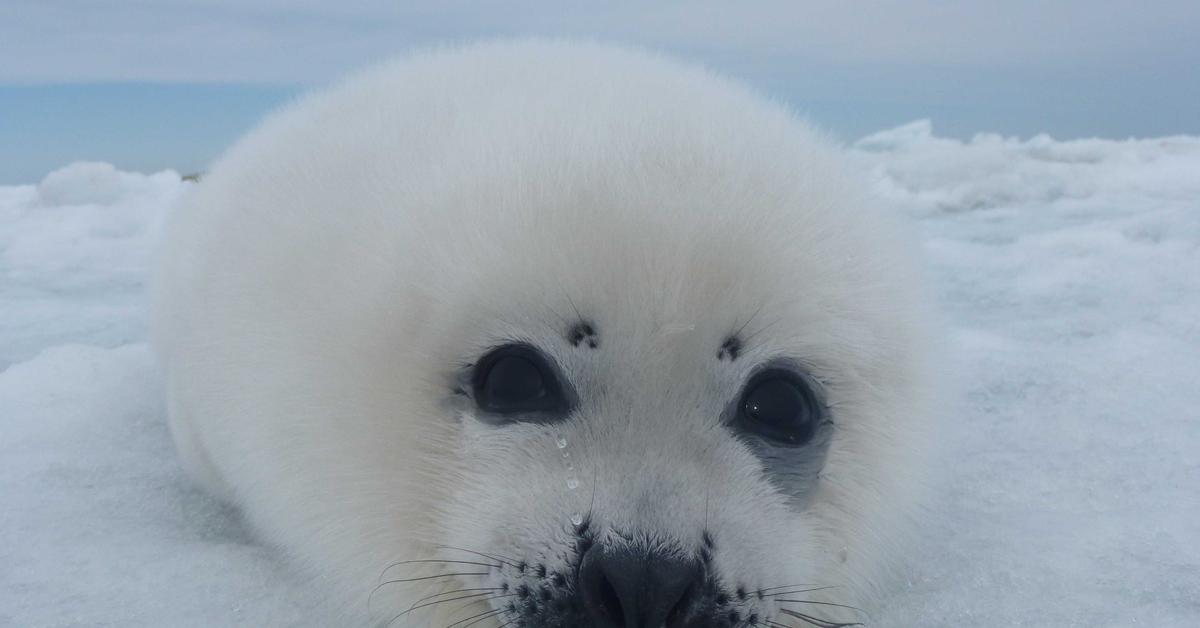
(443, 606), (507, 628)
(733, 301), (767, 339)
(587, 470), (598, 523)
(436, 545), (522, 569)
(564, 292), (583, 324)
(380, 559), (500, 582)
(386, 590), (505, 625)
(741, 315), (783, 345)
(779, 608), (863, 628)
(460, 608), (512, 628)
(390, 592), (517, 628)
(446, 592), (514, 617)
(760, 585), (841, 598)
(704, 487), (711, 532)
(406, 587), (503, 611)
(775, 599), (867, 615)
(755, 583), (821, 595)
(376, 572), (489, 588)
(370, 571), (491, 618)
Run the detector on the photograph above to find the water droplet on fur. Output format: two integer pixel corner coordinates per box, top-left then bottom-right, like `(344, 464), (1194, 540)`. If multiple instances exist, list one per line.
(566, 476), (580, 490)
(556, 436), (568, 449)
(561, 450), (570, 460)
(566, 462), (575, 472)
(570, 513), (584, 526)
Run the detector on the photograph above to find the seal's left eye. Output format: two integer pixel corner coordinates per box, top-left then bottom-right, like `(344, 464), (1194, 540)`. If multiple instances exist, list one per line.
(735, 369), (821, 446)
(472, 344), (570, 421)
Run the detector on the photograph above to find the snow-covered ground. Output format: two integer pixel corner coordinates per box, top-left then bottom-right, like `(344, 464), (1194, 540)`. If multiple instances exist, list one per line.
(2, 123), (1198, 626)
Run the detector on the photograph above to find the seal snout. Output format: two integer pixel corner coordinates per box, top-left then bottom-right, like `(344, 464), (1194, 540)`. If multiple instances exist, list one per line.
(578, 544), (701, 628)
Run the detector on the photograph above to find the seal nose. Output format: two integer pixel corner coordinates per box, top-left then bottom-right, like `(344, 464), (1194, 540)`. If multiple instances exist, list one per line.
(578, 544), (701, 628)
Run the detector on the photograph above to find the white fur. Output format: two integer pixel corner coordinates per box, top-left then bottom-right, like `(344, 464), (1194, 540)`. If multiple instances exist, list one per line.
(153, 41), (935, 626)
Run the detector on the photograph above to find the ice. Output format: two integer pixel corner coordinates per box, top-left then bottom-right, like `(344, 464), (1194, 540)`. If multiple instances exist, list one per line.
(0, 162), (183, 368)
(3, 121), (1198, 626)
(0, 344), (322, 626)
(36, 162), (126, 206)
(852, 123), (1200, 626)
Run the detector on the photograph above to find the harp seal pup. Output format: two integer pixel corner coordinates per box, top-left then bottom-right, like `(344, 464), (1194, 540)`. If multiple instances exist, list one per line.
(153, 41), (935, 627)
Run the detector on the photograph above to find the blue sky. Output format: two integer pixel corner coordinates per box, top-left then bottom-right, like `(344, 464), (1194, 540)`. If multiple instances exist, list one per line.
(2, 1), (1198, 183)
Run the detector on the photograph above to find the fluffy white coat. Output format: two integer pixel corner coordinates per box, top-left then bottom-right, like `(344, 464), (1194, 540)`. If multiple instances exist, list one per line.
(154, 41), (934, 627)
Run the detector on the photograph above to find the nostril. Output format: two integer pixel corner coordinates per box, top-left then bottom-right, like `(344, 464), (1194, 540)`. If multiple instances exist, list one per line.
(594, 569), (626, 626)
(580, 545), (628, 628)
(665, 580), (696, 625)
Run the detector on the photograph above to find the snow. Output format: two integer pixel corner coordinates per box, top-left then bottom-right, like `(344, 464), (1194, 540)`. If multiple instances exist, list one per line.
(0, 162), (180, 369)
(2, 122), (1198, 626)
(852, 123), (1200, 626)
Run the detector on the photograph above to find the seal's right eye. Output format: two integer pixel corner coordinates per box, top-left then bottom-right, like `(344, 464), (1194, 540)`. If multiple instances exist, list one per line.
(472, 344), (571, 421)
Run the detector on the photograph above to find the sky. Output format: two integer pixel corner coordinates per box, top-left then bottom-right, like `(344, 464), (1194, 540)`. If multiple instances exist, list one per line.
(2, 0), (1199, 183)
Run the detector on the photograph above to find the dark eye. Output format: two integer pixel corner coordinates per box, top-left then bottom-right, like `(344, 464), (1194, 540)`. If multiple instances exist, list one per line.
(736, 369), (821, 446)
(472, 344), (571, 421)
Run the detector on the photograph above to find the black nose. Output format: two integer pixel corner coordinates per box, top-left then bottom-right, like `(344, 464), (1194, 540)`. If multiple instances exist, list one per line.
(578, 544), (702, 628)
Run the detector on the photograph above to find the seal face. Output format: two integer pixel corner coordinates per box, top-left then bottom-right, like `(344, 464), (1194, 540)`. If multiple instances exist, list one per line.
(154, 41), (934, 627)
